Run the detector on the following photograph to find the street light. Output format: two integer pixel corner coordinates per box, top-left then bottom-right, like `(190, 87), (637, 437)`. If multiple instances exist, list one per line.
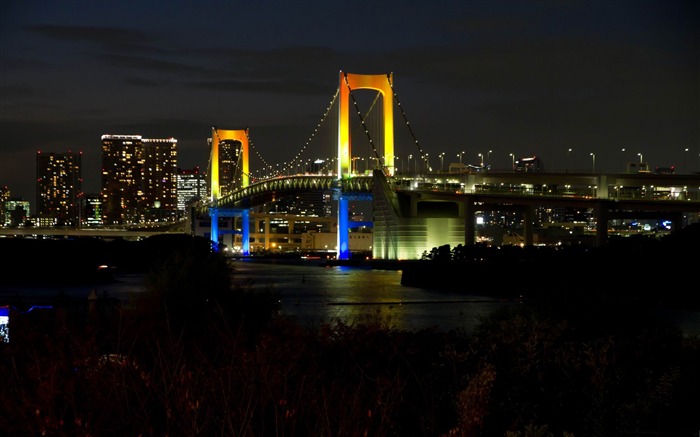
(590, 153), (596, 173)
(567, 148), (572, 173)
(487, 149), (492, 166)
(620, 148), (626, 172)
(459, 151), (465, 164)
(478, 153), (484, 166)
(509, 153), (515, 171)
(638, 153), (643, 163)
(408, 154), (413, 174)
(439, 152), (445, 171)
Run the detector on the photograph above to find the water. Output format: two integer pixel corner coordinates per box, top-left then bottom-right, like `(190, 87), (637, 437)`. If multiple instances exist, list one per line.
(2, 259), (699, 336)
(230, 259), (517, 332)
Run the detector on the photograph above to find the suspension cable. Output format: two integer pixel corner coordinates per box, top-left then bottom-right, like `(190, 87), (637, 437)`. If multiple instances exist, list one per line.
(388, 74), (426, 159)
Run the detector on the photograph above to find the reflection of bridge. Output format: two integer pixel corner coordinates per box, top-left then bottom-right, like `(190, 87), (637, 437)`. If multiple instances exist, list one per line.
(202, 71), (700, 260)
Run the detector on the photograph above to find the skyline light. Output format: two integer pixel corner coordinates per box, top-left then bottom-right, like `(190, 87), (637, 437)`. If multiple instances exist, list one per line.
(1, 1), (698, 202)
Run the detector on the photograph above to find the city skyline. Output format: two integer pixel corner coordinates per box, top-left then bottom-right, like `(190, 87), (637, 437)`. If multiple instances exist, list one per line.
(1, 0), (698, 202)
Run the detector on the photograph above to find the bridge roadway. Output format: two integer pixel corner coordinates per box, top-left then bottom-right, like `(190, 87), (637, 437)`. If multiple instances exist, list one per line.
(8, 171), (698, 256)
(0, 227), (185, 239)
(197, 170), (700, 258)
(207, 170), (700, 209)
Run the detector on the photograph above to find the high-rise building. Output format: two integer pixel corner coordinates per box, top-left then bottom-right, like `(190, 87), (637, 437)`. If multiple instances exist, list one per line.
(142, 138), (178, 222)
(177, 167), (207, 211)
(83, 194), (103, 227)
(4, 198), (30, 227)
(36, 151), (82, 226)
(101, 134), (178, 225)
(0, 186), (9, 227)
(101, 135), (144, 225)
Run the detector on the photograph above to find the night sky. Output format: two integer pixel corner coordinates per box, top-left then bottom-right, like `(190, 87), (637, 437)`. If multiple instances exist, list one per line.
(1, 0), (698, 204)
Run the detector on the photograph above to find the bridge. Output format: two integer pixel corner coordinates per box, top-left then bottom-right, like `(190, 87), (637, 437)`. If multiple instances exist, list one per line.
(199, 71), (700, 260)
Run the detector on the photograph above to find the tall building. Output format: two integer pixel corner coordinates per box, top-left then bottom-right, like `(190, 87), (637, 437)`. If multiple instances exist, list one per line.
(83, 194), (103, 227)
(177, 167), (207, 211)
(101, 135), (144, 225)
(101, 134), (178, 225)
(4, 198), (30, 227)
(142, 138), (178, 222)
(0, 186), (9, 227)
(36, 151), (82, 226)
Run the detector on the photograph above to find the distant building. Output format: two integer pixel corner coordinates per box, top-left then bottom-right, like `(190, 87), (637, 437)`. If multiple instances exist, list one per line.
(177, 167), (207, 211)
(142, 138), (178, 222)
(0, 186), (9, 227)
(514, 156), (543, 173)
(36, 151), (82, 226)
(626, 162), (650, 173)
(100, 134), (178, 225)
(101, 135), (144, 225)
(83, 194), (103, 227)
(4, 199), (30, 227)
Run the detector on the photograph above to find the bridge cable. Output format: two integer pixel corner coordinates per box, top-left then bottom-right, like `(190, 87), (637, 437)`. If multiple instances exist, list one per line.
(248, 89), (340, 179)
(387, 74), (426, 162)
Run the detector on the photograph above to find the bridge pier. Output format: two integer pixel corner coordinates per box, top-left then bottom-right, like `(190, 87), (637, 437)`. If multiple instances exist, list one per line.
(337, 196), (350, 260)
(209, 207), (250, 255)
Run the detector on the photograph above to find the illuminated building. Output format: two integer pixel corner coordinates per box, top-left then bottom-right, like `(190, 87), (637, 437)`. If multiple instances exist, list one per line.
(101, 135), (144, 225)
(4, 199), (30, 227)
(0, 186), (9, 227)
(142, 138), (178, 222)
(177, 167), (207, 211)
(83, 194), (103, 227)
(100, 134), (178, 225)
(36, 151), (82, 226)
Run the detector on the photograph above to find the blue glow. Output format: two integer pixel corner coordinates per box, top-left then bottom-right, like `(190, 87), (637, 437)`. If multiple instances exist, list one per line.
(337, 197), (350, 260)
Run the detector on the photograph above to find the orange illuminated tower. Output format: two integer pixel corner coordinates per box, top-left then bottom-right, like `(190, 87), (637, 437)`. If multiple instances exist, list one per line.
(209, 127), (249, 203)
(336, 71), (395, 260)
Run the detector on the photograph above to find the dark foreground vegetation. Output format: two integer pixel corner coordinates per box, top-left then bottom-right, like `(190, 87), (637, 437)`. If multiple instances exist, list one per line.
(1, 232), (700, 436)
(408, 223), (700, 310)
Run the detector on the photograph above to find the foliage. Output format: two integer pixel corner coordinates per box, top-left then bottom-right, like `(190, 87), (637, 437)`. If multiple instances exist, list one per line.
(2, 233), (700, 436)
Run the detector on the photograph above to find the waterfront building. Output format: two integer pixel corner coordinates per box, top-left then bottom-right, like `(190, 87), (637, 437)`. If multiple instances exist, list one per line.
(35, 151), (82, 227)
(4, 199), (30, 227)
(177, 167), (207, 211)
(142, 138), (178, 222)
(101, 135), (144, 225)
(0, 186), (9, 227)
(83, 194), (103, 227)
(100, 134), (178, 225)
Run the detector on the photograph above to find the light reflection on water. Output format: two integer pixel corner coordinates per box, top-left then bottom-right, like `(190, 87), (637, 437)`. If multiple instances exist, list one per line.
(231, 260), (523, 332)
(2, 258), (698, 336)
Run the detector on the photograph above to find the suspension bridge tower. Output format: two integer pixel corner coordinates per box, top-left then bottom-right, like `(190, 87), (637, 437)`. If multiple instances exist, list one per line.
(209, 126), (250, 255)
(336, 71), (395, 260)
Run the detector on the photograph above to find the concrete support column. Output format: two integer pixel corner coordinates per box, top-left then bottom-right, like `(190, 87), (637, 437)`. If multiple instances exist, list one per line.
(264, 216), (271, 250)
(337, 196), (350, 260)
(242, 209), (250, 256)
(210, 207), (219, 252)
(598, 175), (608, 198)
(464, 197), (475, 246)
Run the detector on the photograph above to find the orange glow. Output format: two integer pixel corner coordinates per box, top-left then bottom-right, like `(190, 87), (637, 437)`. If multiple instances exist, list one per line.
(210, 127), (250, 202)
(338, 71), (394, 178)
